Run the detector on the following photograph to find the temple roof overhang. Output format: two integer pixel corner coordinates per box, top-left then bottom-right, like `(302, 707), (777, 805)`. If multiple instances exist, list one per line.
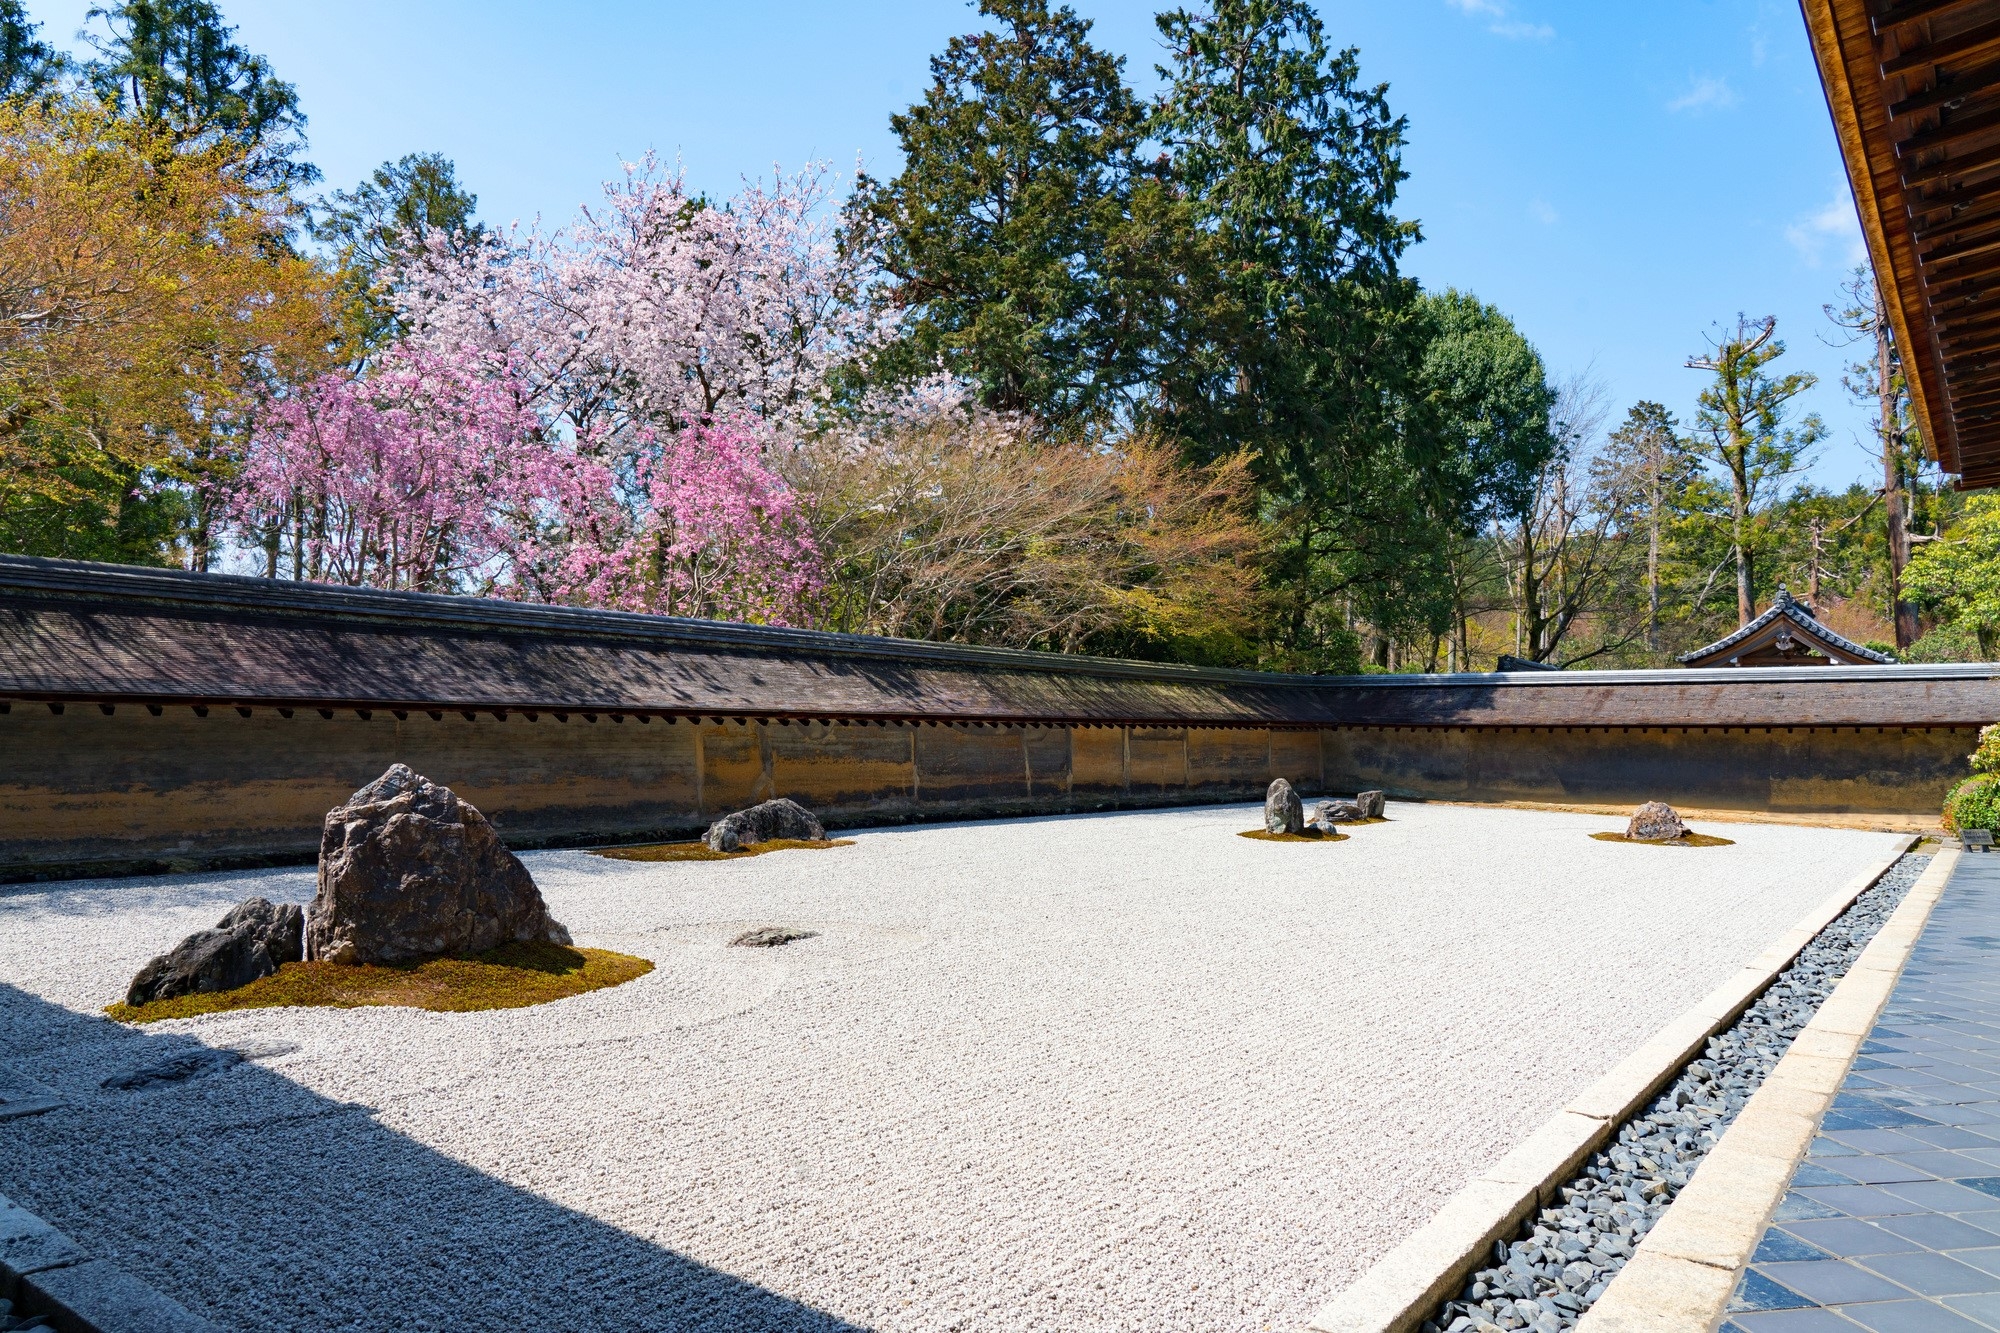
(1801, 0), (2000, 490)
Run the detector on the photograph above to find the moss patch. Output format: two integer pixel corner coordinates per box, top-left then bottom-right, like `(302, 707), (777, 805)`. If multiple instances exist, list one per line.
(1590, 832), (1737, 848)
(106, 941), (653, 1024)
(591, 837), (855, 863)
(1238, 829), (1350, 843)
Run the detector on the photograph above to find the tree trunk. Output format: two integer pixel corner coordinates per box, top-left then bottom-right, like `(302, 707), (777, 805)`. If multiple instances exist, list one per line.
(1729, 441), (1754, 625)
(1646, 451), (1661, 652)
(1877, 290), (1917, 648)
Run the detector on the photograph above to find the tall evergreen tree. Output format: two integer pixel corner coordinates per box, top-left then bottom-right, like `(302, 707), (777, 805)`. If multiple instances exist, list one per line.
(84, 0), (314, 189)
(1601, 401), (1697, 651)
(313, 152), (482, 354)
(849, 0), (1145, 426)
(1147, 0), (1422, 656)
(0, 0), (62, 99)
(1686, 316), (1824, 626)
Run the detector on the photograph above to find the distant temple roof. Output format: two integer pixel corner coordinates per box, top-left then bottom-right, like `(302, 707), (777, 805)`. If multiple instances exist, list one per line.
(1678, 588), (1896, 668)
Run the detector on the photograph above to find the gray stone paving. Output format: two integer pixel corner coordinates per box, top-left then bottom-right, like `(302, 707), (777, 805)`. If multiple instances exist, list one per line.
(1727, 855), (2000, 1332)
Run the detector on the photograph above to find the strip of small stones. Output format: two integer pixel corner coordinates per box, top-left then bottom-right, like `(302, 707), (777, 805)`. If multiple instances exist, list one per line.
(0, 1302), (48, 1331)
(1420, 849), (1931, 1333)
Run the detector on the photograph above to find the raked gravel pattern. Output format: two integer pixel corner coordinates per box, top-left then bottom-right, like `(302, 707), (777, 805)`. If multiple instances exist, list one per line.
(0, 803), (1908, 1333)
(1424, 849), (1930, 1333)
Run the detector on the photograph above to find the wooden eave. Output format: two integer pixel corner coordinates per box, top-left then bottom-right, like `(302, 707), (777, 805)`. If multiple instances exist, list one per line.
(1800, 0), (2000, 489)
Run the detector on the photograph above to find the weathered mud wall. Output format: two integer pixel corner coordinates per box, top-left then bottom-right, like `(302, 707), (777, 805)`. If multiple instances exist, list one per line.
(0, 704), (1970, 880)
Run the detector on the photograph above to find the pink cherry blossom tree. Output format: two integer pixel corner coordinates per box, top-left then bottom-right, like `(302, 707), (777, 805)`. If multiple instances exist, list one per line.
(224, 344), (590, 591)
(544, 416), (819, 623)
(228, 346), (820, 621)
(393, 157), (885, 452)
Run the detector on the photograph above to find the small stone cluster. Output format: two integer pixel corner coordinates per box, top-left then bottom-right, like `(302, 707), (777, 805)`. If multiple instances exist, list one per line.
(1263, 778), (1384, 834)
(1422, 849), (1928, 1333)
(0, 1297), (50, 1330)
(125, 764), (571, 1002)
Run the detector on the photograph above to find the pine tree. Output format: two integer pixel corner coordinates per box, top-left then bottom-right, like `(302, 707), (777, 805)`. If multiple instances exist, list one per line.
(849, 0), (1145, 426)
(313, 153), (482, 354)
(1147, 0), (1424, 656)
(1685, 317), (1824, 626)
(84, 0), (315, 189)
(1601, 402), (1696, 652)
(0, 0), (62, 99)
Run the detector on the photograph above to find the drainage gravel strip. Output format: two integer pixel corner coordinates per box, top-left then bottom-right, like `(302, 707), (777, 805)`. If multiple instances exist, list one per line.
(1419, 848), (1932, 1333)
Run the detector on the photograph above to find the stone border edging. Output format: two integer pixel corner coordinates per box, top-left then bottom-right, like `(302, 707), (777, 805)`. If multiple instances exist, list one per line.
(1570, 845), (1961, 1332)
(1299, 837), (1920, 1333)
(0, 1190), (220, 1333)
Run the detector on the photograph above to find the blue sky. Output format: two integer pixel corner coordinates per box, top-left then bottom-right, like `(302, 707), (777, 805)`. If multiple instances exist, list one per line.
(28, 0), (1885, 488)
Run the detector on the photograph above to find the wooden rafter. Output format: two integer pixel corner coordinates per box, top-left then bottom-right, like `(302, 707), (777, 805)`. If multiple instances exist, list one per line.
(1800, 0), (2000, 489)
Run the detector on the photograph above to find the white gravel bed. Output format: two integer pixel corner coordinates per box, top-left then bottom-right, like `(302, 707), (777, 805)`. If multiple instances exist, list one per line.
(0, 802), (1904, 1333)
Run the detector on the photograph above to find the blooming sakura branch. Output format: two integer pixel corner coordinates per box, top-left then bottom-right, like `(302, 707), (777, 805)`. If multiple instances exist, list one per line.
(227, 346), (819, 623)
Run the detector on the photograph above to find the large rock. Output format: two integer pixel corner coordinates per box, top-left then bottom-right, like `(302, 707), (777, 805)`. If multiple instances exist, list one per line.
(1264, 779), (1304, 835)
(1311, 799), (1367, 829)
(1626, 801), (1689, 843)
(308, 764), (570, 965)
(703, 798), (827, 853)
(1357, 790), (1386, 820)
(126, 898), (304, 1006)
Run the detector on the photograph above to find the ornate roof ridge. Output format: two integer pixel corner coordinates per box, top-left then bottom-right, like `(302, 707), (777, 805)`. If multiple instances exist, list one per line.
(1676, 587), (1896, 665)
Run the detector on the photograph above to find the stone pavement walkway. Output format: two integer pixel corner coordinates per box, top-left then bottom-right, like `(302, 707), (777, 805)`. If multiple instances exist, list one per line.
(1725, 854), (2000, 1332)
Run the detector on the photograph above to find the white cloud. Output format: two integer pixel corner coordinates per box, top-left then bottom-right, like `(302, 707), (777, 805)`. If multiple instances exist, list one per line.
(1785, 190), (1866, 269)
(1668, 75), (1739, 113)
(1529, 198), (1559, 225)
(1445, 0), (1553, 41)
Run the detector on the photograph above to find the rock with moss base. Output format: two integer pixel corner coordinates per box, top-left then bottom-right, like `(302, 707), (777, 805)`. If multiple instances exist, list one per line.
(703, 798), (827, 853)
(1626, 801), (1689, 843)
(308, 764), (570, 965)
(126, 898), (304, 1006)
(1264, 779), (1304, 835)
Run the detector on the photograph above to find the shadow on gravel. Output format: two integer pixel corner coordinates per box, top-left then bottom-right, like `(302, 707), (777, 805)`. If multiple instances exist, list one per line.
(0, 982), (867, 1333)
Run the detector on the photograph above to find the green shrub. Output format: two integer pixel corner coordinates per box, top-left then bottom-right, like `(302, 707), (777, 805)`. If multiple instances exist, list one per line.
(1974, 724), (2000, 776)
(1944, 773), (2000, 833)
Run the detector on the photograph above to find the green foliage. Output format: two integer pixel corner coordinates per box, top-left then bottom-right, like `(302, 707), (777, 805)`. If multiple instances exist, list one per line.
(1937, 726), (2000, 833)
(1907, 494), (2000, 659)
(0, 463), (189, 565)
(1944, 773), (2000, 834)
(0, 0), (61, 98)
(313, 152), (482, 354)
(1411, 289), (1555, 528)
(1969, 724), (2000, 775)
(83, 0), (315, 189)
(850, 0), (1145, 426)
(1687, 316), (1825, 622)
(1904, 621), (1982, 664)
(1148, 0), (1438, 663)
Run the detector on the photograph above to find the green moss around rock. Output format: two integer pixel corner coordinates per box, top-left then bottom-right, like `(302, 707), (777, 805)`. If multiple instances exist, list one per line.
(1589, 831), (1736, 848)
(106, 941), (653, 1024)
(1238, 829), (1349, 843)
(591, 837), (855, 863)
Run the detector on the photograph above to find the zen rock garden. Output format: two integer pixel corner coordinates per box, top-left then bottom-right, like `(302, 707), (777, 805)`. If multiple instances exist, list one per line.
(116, 765), (835, 1017)
(4, 797), (1917, 1333)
